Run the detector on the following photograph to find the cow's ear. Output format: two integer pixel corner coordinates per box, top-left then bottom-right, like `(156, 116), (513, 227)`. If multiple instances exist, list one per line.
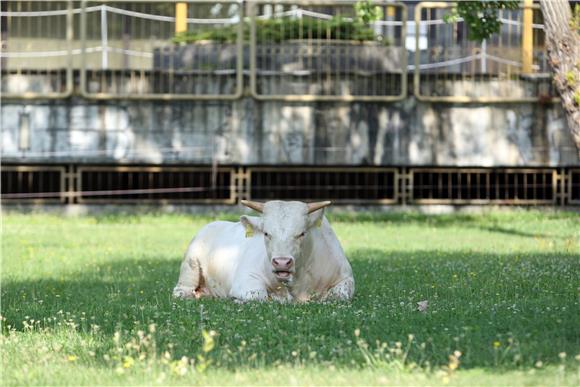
(307, 208), (325, 229)
(240, 215), (262, 238)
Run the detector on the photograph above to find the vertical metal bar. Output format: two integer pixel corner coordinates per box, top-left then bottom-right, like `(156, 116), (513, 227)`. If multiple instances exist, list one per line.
(486, 172), (490, 201)
(17, 170), (23, 196)
(551, 171), (558, 204)
(494, 172), (499, 202)
(533, 172), (537, 200)
(414, 3), (421, 101)
(335, 5), (341, 97)
(467, 172), (471, 200)
(504, 173), (509, 201)
(400, 5), (408, 99)
(169, 2), (175, 95)
(65, 0), (73, 96)
(148, 172), (153, 200)
(524, 171), (528, 200)
(448, 172), (452, 200)
(136, 5), (145, 92)
(507, 8), (514, 81)
(498, 8), (504, 77)
(100, 5), (108, 69)
(66, 165), (74, 204)
(249, 1), (257, 97)
(480, 39), (487, 73)
(0, 0), (8, 73)
(34, 1), (40, 91)
(27, 170), (33, 193)
(568, 170), (575, 205)
(235, 2), (243, 98)
(80, 0), (88, 96)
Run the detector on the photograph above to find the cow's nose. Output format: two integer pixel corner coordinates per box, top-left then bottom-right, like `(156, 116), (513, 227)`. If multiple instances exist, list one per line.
(272, 257), (293, 270)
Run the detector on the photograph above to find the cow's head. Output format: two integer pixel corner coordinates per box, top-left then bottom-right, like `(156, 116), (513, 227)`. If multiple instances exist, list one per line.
(240, 200), (331, 283)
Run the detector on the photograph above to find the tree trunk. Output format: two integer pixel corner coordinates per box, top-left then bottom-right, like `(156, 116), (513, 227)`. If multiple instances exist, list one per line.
(538, 0), (580, 152)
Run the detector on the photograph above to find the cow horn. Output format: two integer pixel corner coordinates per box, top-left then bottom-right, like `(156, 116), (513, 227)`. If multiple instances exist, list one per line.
(241, 200), (265, 213)
(307, 201), (332, 214)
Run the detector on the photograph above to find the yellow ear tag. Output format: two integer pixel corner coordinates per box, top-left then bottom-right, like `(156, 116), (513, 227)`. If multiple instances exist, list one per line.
(315, 217), (323, 228)
(245, 225), (254, 238)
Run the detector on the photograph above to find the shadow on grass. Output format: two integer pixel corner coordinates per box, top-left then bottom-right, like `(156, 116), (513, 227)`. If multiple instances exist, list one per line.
(328, 211), (574, 240)
(11, 210), (575, 240)
(2, 250), (578, 370)
(85, 210), (575, 239)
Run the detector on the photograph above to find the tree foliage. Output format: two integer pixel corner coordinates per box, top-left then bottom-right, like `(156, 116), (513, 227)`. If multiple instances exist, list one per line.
(444, 1), (519, 42)
(354, 0), (384, 25)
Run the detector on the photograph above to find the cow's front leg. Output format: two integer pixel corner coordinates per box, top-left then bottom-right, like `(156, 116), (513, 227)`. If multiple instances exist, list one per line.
(322, 277), (355, 301)
(229, 279), (269, 302)
(173, 256), (201, 299)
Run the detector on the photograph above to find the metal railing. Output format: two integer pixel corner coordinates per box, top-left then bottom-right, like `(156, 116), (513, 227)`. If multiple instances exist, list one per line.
(409, 168), (557, 205)
(0, 1), (74, 99)
(248, 0), (407, 101)
(0, 1), (560, 102)
(79, 0), (244, 99)
(2, 164), (577, 206)
(1, 165), (67, 203)
(247, 166), (398, 203)
(76, 165), (236, 203)
(413, 2), (557, 103)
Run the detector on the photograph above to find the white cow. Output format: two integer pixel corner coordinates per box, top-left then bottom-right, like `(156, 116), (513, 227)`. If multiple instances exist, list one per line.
(173, 200), (354, 302)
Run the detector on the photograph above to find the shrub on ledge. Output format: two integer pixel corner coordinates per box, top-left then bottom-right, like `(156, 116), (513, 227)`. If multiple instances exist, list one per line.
(172, 17), (389, 45)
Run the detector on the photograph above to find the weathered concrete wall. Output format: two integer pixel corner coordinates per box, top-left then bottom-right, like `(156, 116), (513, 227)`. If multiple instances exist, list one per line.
(2, 92), (578, 166)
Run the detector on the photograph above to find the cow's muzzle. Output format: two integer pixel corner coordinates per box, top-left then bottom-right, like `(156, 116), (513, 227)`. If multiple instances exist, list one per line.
(272, 257), (294, 281)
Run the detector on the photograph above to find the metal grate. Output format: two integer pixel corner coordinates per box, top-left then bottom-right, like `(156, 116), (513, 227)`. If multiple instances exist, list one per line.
(2, 165), (577, 206)
(80, 1), (243, 100)
(248, 167), (397, 204)
(411, 168), (556, 204)
(1, 166), (66, 203)
(248, 0), (407, 101)
(77, 166), (235, 204)
(570, 169), (580, 205)
(413, 2), (556, 103)
(1, 1), (73, 98)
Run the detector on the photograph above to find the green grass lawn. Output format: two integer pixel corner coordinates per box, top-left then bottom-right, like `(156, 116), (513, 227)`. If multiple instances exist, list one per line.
(1, 210), (579, 385)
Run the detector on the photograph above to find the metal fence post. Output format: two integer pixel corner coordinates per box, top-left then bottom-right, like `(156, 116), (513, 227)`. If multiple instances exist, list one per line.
(556, 167), (568, 206)
(175, 2), (188, 33)
(521, 0), (534, 74)
(100, 5), (108, 69)
(65, 164), (79, 204)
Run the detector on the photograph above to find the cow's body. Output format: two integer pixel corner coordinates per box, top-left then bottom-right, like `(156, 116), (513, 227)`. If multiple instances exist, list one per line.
(173, 201), (354, 302)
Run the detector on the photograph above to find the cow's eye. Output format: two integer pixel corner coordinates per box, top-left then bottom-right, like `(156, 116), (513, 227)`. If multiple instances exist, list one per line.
(296, 232), (306, 239)
(263, 232), (271, 239)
